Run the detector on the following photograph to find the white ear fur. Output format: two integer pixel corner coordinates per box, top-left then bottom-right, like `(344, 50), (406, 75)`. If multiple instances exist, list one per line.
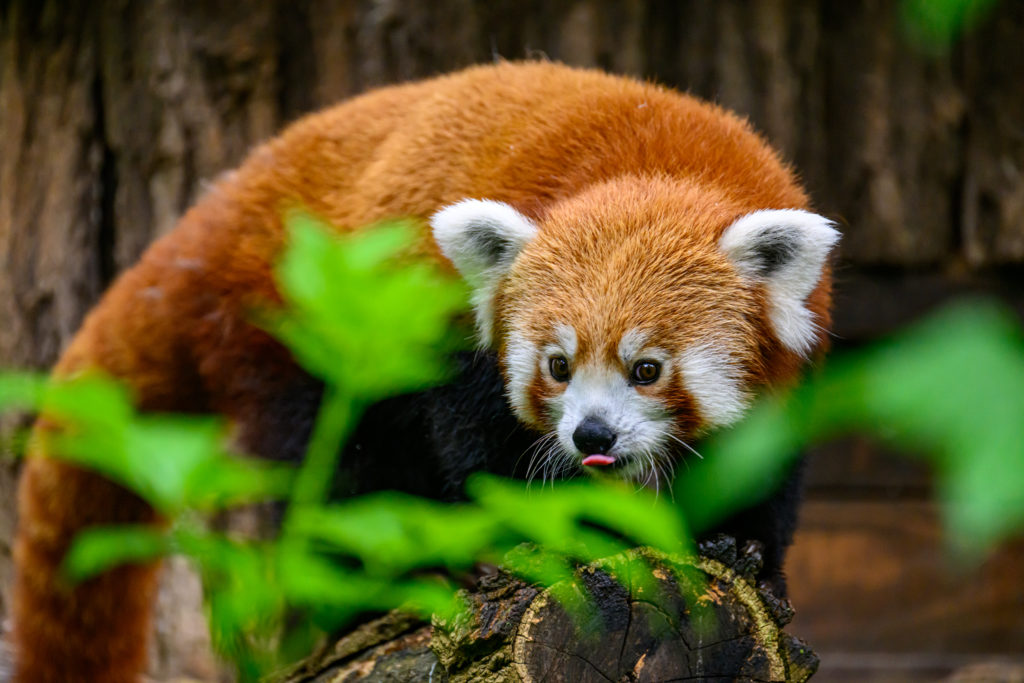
(431, 199), (539, 347)
(719, 209), (840, 356)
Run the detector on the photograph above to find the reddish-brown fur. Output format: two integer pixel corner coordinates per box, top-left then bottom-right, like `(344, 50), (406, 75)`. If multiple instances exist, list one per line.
(498, 175), (804, 427)
(12, 62), (830, 681)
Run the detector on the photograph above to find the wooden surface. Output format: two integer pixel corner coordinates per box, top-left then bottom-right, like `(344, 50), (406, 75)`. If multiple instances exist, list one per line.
(796, 439), (1024, 680)
(788, 498), (1024, 681)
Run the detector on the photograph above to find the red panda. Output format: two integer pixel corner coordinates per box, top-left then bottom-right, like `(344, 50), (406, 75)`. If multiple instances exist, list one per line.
(11, 61), (838, 682)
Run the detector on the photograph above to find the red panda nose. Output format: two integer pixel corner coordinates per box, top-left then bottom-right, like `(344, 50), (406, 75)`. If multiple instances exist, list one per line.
(573, 416), (617, 454)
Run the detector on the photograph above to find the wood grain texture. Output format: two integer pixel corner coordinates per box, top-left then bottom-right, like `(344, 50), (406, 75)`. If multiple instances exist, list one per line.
(962, 2), (1024, 265)
(94, 0), (284, 271)
(788, 501), (1024, 669)
(3, 0), (1024, 372)
(0, 1), (105, 370)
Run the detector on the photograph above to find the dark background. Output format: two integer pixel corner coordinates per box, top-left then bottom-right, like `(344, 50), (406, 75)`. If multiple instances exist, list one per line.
(2, 1), (1023, 680)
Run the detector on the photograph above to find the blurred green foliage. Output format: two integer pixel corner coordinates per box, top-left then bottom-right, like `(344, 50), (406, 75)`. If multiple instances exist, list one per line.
(268, 215), (466, 399)
(680, 301), (1024, 557)
(900, 0), (999, 54)
(0, 373), (292, 514)
(2, 214), (1023, 679)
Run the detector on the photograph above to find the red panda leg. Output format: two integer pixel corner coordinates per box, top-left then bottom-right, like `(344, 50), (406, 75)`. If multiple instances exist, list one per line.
(13, 456), (160, 683)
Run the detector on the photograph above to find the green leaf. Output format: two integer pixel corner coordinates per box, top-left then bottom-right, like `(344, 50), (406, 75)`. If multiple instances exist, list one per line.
(680, 300), (1024, 559)
(900, 0), (999, 54)
(0, 372), (48, 412)
(276, 544), (458, 619)
(42, 374), (135, 430)
(48, 411), (234, 513)
(63, 525), (172, 581)
(290, 493), (503, 575)
(266, 214), (469, 399)
(470, 475), (690, 558)
(185, 456), (296, 509)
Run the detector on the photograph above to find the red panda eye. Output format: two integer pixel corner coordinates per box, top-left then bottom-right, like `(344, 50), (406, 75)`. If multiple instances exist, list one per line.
(549, 355), (571, 382)
(631, 360), (661, 385)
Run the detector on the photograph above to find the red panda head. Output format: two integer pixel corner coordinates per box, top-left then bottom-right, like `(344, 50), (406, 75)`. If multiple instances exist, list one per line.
(432, 175), (839, 486)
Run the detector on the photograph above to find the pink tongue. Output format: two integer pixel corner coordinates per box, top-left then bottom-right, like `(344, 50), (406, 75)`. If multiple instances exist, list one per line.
(582, 454), (616, 467)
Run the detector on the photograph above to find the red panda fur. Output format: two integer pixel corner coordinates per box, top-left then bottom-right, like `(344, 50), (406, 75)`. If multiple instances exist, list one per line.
(12, 61), (832, 682)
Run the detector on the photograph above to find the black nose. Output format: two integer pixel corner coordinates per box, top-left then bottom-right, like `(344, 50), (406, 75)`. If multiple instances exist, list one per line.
(572, 416), (617, 454)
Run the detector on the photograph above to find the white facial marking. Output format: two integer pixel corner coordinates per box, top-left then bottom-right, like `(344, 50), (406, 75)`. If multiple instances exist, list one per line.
(431, 199), (539, 347)
(619, 328), (671, 371)
(678, 342), (751, 428)
(504, 332), (539, 424)
(618, 328), (648, 365)
(553, 323), (578, 359)
(720, 209), (840, 356)
(540, 322), (578, 382)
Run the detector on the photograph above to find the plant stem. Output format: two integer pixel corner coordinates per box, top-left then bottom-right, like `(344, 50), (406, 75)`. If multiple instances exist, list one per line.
(289, 384), (353, 509)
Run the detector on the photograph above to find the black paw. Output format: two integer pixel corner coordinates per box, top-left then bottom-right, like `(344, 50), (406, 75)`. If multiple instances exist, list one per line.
(697, 533), (737, 567)
(757, 580), (795, 626)
(733, 539), (764, 580)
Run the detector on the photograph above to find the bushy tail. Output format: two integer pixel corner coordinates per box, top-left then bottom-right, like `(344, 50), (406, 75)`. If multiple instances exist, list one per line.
(13, 455), (160, 682)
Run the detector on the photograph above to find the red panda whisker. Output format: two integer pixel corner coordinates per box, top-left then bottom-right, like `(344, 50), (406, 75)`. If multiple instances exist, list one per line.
(535, 441), (558, 485)
(648, 458), (661, 499)
(665, 431), (704, 460)
(660, 457), (678, 501)
(657, 461), (677, 503)
(553, 450), (577, 482)
(635, 449), (658, 496)
(521, 431), (559, 488)
(561, 444), (580, 478)
(655, 457), (674, 501)
(519, 431), (553, 465)
(539, 440), (565, 489)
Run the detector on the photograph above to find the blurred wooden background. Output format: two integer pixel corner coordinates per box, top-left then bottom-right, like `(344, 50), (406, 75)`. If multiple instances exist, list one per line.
(2, 1), (1023, 680)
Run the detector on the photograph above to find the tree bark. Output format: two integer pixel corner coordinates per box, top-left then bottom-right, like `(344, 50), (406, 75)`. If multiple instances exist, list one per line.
(3, 2), (1024, 374)
(281, 542), (818, 683)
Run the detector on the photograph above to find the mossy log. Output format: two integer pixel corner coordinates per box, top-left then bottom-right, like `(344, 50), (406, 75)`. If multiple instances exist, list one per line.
(280, 537), (818, 683)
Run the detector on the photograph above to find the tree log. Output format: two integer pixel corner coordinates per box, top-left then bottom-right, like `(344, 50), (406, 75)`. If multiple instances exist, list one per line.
(280, 539), (818, 683)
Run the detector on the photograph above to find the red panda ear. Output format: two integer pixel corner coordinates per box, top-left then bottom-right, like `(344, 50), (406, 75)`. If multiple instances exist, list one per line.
(431, 199), (539, 347)
(719, 209), (840, 356)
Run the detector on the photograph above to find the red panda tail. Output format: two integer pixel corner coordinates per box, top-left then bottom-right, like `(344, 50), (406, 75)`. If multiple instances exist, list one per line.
(9, 236), (211, 682)
(13, 455), (160, 683)
(7, 147), (291, 680)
